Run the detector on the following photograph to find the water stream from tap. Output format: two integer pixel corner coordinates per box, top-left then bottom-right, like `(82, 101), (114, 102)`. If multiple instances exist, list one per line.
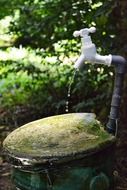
(65, 69), (78, 113)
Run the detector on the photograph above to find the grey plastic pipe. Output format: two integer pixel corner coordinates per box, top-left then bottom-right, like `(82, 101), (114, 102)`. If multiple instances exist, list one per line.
(107, 55), (127, 135)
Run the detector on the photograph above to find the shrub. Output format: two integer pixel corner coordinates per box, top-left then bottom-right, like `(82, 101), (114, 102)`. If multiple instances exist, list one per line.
(0, 46), (114, 126)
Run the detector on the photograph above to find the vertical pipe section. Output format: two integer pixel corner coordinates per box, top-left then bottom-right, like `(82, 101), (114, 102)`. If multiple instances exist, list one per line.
(106, 55), (127, 135)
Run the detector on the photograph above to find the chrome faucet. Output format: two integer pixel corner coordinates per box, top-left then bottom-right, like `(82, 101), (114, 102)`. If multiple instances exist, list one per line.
(73, 27), (112, 69)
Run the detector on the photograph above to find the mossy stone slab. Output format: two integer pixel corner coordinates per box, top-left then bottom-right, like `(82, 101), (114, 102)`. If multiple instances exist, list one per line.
(3, 113), (115, 164)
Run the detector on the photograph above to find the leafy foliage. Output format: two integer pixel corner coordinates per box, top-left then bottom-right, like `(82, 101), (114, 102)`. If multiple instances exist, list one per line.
(5, 0), (115, 52)
(0, 0), (117, 126)
(0, 47), (114, 126)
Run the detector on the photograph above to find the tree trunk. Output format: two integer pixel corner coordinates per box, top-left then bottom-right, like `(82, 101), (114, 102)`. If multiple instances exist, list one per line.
(111, 0), (127, 128)
(111, 1), (127, 188)
(112, 0), (127, 56)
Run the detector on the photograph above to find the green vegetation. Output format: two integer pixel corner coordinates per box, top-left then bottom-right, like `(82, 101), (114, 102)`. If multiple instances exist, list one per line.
(0, 0), (119, 126)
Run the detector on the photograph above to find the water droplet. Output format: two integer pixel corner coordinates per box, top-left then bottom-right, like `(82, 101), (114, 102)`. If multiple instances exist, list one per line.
(66, 101), (69, 105)
(65, 109), (69, 113)
(65, 69), (77, 113)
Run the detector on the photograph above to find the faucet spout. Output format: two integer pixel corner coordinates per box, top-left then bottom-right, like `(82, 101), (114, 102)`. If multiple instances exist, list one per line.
(74, 54), (85, 69)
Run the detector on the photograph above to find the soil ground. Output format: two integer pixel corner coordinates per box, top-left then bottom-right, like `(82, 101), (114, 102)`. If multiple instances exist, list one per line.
(0, 125), (127, 190)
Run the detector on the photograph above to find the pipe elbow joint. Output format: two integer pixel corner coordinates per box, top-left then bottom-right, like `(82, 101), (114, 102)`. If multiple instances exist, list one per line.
(111, 55), (127, 74)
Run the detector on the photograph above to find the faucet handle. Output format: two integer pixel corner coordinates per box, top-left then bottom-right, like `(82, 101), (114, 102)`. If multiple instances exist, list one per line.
(73, 27), (96, 38)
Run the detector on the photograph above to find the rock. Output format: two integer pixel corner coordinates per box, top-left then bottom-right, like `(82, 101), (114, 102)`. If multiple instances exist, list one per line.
(3, 113), (115, 165)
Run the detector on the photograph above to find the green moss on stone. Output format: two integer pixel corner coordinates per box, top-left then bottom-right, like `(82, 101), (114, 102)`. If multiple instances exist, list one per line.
(3, 113), (115, 160)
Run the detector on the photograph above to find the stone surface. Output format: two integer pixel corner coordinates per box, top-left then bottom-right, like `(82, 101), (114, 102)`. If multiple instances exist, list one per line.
(3, 113), (115, 162)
